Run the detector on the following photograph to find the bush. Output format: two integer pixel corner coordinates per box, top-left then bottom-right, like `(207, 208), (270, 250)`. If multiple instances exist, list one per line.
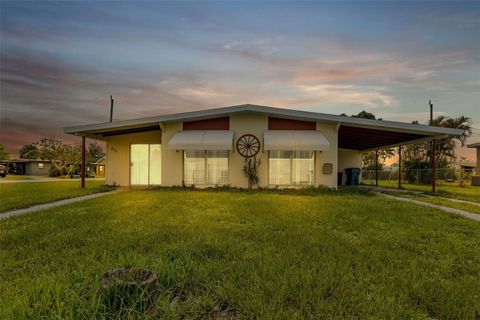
(49, 166), (63, 177)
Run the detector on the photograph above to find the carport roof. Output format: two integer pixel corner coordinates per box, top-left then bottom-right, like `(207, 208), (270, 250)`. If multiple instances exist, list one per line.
(64, 104), (463, 151)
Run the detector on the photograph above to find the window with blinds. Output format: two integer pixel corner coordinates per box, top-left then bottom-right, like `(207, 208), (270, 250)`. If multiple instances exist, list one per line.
(269, 150), (314, 186)
(184, 150), (228, 186)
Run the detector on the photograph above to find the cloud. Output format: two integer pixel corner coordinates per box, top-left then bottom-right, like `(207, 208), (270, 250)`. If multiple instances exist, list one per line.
(419, 11), (480, 29)
(295, 84), (397, 108)
(1, 2), (478, 156)
(219, 39), (280, 60)
(175, 86), (231, 98)
(378, 111), (446, 124)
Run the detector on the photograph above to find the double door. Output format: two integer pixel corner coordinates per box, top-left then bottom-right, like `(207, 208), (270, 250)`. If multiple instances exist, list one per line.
(130, 144), (161, 186)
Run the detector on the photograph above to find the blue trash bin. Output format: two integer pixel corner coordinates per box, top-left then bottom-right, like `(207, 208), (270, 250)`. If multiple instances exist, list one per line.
(345, 168), (361, 186)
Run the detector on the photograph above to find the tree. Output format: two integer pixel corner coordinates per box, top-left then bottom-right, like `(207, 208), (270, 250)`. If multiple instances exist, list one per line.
(352, 110), (376, 120)
(362, 149), (395, 170)
(0, 144), (9, 160)
(56, 143), (82, 176)
(87, 142), (105, 164)
(402, 115), (472, 183)
(243, 157), (261, 190)
(35, 137), (81, 176)
(348, 110), (392, 168)
(404, 115), (472, 168)
(19, 144), (40, 159)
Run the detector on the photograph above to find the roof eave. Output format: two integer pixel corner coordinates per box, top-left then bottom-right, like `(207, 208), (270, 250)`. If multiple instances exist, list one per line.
(360, 134), (450, 152)
(63, 104), (464, 138)
(467, 142), (480, 148)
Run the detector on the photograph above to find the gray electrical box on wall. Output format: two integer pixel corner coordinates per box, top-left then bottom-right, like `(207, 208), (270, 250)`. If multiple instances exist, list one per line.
(322, 163), (333, 175)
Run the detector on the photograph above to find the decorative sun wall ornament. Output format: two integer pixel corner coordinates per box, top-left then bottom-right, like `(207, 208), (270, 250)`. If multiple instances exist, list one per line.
(236, 134), (260, 158)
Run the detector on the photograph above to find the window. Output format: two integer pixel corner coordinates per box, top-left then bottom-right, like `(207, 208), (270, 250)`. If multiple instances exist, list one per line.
(269, 150), (314, 185)
(184, 150), (205, 185)
(130, 144), (161, 185)
(184, 150), (228, 185)
(38, 163), (44, 169)
(206, 150), (229, 185)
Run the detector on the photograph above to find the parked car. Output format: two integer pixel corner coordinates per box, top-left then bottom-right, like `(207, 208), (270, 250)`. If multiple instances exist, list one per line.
(0, 164), (7, 177)
(8, 166), (18, 175)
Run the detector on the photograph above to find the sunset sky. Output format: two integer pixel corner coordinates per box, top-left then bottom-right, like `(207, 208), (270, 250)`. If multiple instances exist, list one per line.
(1, 1), (479, 159)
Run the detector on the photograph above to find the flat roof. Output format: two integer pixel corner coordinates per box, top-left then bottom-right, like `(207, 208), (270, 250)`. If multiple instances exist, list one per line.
(467, 142), (480, 148)
(0, 159), (50, 163)
(64, 104), (463, 151)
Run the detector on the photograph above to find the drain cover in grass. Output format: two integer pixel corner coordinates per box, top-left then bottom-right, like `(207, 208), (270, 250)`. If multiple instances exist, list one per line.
(100, 268), (157, 291)
(100, 268), (158, 313)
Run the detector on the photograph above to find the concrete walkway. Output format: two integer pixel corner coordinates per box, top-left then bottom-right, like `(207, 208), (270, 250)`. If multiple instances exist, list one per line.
(0, 189), (121, 220)
(421, 194), (480, 207)
(361, 185), (422, 194)
(363, 185), (480, 208)
(376, 192), (480, 222)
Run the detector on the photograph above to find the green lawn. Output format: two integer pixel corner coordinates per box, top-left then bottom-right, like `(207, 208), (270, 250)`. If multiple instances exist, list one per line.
(0, 175), (34, 180)
(1, 189), (479, 319)
(363, 179), (480, 202)
(0, 180), (112, 212)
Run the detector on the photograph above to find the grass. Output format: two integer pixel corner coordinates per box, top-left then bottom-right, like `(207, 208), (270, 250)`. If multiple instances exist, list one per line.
(1, 188), (479, 319)
(363, 179), (480, 203)
(0, 180), (113, 213)
(0, 175), (34, 180)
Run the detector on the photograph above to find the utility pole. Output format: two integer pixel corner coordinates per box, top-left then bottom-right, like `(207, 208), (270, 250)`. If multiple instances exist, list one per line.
(429, 100), (433, 125)
(109, 95), (114, 123)
(398, 146), (402, 189)
(81, 136), (85, 188)
(430, 100), (436, 192)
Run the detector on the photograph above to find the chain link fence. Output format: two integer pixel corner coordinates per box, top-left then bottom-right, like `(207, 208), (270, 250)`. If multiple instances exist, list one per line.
(362, 168), (472, 185)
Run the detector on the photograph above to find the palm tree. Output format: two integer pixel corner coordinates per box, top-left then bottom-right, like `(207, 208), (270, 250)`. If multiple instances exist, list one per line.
(435, 115), (472, 146)
(403, 115), (472, 169)
(430, 115), (472, 166)
(401, 115), (471, 184)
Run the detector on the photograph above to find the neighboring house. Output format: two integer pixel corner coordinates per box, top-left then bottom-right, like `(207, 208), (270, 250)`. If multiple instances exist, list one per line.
(64, 104), (462, 188)
(0, 159), (51, 176)
(456, 161), (476, 173)
(87, 157), (106, 177)
(467, 142), (480, 186)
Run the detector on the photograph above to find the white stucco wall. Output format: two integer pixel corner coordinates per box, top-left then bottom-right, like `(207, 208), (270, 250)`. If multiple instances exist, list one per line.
(338, 148), (363, 185)
(229, 115), (339, 189)
(104, 114), (350, 189)
(161, 122), (183, 186)
(315, 122), (339, 188)
(229, 113), (269, 188)
(105, 130), (162, 186)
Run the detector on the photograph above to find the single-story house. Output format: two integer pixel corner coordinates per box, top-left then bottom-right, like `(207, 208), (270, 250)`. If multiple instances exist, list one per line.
(64, 104), (462, 188)
(467, 142), (480, 186)
(0, 159), (51, 176)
